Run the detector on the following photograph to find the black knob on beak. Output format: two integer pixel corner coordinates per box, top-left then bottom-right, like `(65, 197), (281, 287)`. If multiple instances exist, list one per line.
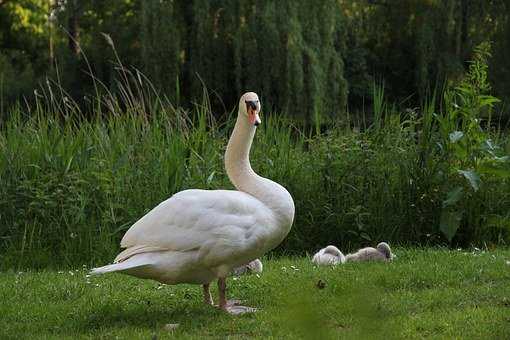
(245, 100), (257, 111)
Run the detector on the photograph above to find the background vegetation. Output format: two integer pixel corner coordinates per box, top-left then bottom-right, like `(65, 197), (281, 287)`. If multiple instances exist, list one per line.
(1, 0), (510, 122)
(0, 1), (509, 269)
(1, 41), (509, 269)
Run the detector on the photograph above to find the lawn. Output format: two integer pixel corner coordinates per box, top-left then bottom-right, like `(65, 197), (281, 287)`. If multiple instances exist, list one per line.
(1, 248), (509, 339)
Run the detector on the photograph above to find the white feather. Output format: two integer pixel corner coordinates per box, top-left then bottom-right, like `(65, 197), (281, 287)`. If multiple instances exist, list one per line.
(312, 245), (346, 266)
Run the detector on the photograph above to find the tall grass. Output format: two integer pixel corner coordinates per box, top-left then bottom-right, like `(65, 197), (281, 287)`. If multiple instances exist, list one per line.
(1, 48), (509, 269)
(1, 106), (509, 269)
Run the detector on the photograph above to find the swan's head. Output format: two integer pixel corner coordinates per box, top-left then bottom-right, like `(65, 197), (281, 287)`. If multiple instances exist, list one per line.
(239, 92), (261, 127)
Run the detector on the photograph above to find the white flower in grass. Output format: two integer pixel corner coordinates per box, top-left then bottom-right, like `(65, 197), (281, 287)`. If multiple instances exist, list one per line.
(164, 323), (180, 331)
(48, 12), (57, 22)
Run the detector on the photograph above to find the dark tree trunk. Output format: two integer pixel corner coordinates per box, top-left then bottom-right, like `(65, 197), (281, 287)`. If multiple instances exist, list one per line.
(68, 0), (81, 56)
(459, 0), (470, 61)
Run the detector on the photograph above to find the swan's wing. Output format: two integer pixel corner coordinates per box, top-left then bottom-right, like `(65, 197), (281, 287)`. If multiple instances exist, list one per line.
(117, 189), (272, 264)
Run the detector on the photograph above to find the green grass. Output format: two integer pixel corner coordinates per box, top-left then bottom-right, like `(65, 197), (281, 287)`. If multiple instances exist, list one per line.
(1, 249), (509, 339)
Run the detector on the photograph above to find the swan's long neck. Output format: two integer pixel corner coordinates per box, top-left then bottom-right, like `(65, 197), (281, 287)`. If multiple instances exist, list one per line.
(225, 112), (294, 226)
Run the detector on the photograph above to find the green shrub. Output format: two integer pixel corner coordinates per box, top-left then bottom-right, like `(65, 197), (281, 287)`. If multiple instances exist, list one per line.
(1, 103), (509, 269)
(0, 44), (509, 269)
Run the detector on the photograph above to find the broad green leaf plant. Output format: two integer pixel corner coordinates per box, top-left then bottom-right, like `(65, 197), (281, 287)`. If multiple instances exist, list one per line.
(436, 42), (509, 242)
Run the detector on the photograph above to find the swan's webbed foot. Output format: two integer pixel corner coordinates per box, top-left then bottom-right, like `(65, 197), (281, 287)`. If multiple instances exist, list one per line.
(217, 277), (257, 315)
(225, 299), (244, 307)
(223, 304), (257, 315)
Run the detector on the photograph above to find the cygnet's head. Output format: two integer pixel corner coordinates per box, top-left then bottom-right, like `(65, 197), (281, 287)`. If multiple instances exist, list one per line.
(323, 245), (343, 257)
(239, 92), (261, 127)
(377, 242), (392, 259)
(247, 259), (263, 273)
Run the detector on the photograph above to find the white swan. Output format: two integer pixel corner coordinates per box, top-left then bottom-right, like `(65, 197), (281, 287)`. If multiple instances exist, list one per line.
(312, 245), (346, 266)
(232, 259), (263, 276)
(345, 242), (393, 262)
(91, 92), (295, 314)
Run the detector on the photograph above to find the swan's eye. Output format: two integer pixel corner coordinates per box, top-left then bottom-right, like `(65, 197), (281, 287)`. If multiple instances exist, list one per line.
(245, 100), (258, 112)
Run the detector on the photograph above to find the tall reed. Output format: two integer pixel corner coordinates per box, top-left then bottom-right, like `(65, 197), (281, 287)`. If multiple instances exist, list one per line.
(1, 48), (509, 269)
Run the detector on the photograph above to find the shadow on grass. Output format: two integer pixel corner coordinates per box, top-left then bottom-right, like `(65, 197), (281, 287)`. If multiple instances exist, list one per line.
(69, 300), (225, 335)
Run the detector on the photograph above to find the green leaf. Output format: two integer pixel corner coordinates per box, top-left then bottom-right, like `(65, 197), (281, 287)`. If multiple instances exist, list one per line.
(206, 171), (216, 185)
(478, 162), (510, 178)
(360, 232), (372, 241)
(440, 210), (463, 242)
(481, 139), (495, 152)
(486, 215), (510, 229)
(479, 95), (501, 107)
(443, 186), (463, 207)
(449, 131), (464, 143)
(494, 156), (509, 162)
(458, 169), (481, 191)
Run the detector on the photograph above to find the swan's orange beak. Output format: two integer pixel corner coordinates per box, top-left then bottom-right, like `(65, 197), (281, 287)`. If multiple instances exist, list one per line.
(249, 110), (261, 126)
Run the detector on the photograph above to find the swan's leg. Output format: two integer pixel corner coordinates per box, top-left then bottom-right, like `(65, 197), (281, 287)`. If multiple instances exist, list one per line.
(202, 283), (213, 305)
(217, 277), (257, 315)
(218, 277), (228, 309)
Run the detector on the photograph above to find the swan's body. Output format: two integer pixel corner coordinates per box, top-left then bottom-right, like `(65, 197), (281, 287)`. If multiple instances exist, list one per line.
(232, 259), (263, 276)
(91, 92), (294, 314)
(312, 245), (346, 266)
(345, 242), (393, 262)
(97, 190), (284, 284)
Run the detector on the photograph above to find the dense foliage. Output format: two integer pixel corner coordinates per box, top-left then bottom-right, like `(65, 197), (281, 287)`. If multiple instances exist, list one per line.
(0, 2), (509, 269)
(1, 42), (509, 269)
(1, 0), (510, 122)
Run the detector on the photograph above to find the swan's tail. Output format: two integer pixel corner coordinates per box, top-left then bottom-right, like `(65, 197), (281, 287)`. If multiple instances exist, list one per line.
(89, 257), (151, 275)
